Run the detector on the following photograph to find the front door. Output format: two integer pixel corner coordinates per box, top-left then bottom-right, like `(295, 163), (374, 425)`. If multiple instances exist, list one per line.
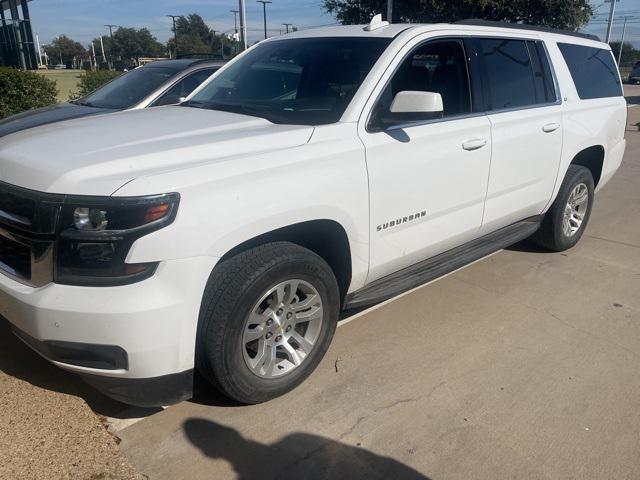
(359, 38), (491, 282)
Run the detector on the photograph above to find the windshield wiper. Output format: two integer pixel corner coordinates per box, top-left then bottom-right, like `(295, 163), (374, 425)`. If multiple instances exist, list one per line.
(72, 99), (98, 108)
(186, 101), (275, 122)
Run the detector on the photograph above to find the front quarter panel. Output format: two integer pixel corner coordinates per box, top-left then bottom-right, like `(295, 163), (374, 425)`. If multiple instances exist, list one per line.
(115, 123), (370, 293)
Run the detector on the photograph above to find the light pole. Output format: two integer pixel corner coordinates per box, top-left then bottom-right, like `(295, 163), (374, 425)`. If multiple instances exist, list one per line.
(617, 16), (628, 65)
(257, 1), (272, 40)
(605, 0), (618, 43)
(387, 0), (393, 23)
(99, 35), (107, 68)
(282, 23), (293, 34)
(238, 0), (248, 51)
(104, 24), (118, 40)
(104, 24), (118, 67)
(230, 10), (239, 34)
(167, 14), (180, 58)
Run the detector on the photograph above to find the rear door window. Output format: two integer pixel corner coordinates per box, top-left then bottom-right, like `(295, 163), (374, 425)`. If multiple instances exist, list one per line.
(479, 38), (537, 110)
(557, 43), (622, 99)
(153, 68), (216, 106)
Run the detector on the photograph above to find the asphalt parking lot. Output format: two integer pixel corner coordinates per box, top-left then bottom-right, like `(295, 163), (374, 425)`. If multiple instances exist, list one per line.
(1, 85), (639, 480)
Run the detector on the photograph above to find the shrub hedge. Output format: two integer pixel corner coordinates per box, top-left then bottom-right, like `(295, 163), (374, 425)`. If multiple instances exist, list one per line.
(74, 70), (122, 98)
(0, 67), (58, 119)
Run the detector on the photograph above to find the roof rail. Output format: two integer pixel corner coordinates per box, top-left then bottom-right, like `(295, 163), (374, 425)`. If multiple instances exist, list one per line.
(453, 19), (600, 42)
(176, 53), (226, 61)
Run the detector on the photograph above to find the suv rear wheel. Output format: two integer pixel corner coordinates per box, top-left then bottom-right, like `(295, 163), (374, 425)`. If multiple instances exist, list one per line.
(533, 165), (595, 251)
(196, 242), (340, 404)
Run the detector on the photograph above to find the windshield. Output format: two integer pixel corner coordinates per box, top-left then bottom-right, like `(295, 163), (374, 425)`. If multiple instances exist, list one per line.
(187, 37), (391, 125)
(78, 66), (180, 109)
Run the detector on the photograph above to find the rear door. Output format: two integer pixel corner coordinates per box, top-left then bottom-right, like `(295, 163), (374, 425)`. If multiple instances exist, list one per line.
(470, 38), (563, 233)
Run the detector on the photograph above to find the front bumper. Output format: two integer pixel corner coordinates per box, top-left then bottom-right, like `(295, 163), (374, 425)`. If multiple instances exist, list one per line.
(0, 256), (217, 406)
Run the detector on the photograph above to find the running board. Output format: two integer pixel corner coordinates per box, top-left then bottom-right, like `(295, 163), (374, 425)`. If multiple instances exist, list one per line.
(344, 216), (542, 310)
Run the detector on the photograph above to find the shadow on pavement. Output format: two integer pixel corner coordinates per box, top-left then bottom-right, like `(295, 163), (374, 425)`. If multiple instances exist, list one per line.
(627, 96), (640, 105)
(506, 238), (553, 254)
(184, 418), (431, 480)
(0, 316), (161, 420)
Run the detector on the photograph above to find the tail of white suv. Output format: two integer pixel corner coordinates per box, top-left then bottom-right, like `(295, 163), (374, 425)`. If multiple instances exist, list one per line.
(0, 19), (626, 406)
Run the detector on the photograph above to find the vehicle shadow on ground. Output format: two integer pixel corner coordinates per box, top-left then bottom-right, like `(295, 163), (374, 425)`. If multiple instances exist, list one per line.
(0, 316), (161, 420)
(183, 418), (431, 480)
(506, 238), (553, 254)
(627, 96), (640, 105)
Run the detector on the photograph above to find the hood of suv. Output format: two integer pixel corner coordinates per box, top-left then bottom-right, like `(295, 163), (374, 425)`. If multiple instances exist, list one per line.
(0, 106), (314, 195)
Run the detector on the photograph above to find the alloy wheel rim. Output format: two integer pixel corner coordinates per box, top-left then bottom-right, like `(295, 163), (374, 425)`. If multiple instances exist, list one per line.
(242, 279), (323, 378)
(562, 183), (589, 237)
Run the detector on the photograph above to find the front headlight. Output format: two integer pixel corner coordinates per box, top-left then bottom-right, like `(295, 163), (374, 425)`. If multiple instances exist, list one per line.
(55, 193), (180, 286)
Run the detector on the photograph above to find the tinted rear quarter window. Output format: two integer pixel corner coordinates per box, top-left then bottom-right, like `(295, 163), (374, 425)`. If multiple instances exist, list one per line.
(558, 43), (622, 99)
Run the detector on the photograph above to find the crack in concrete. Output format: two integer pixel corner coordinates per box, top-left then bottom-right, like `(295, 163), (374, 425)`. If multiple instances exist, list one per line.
(337, 381), (447, 441)
(584, 234), (640, 250)
(272, 440), (333, 480)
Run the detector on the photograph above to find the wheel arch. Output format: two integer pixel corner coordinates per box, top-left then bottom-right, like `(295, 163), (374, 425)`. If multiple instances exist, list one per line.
(218, 219), (353, 306)
(569, 145), (605, 187)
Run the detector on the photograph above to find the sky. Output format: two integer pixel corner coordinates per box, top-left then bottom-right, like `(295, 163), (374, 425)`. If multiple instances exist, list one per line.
(27, 0), (336, 46)
(22, 0), (640, 49)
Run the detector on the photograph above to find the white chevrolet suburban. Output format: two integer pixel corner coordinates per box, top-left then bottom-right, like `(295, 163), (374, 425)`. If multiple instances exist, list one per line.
(0, 19), (626, 407)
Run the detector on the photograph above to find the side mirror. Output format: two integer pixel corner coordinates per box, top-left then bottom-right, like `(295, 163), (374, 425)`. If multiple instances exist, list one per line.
(153, 95), (186, 107)
(390, 91), (443, 114)
(370, 91), (444, 132)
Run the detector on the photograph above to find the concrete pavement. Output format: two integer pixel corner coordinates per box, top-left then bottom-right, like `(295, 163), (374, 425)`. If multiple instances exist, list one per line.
(117, 86), (640, 479)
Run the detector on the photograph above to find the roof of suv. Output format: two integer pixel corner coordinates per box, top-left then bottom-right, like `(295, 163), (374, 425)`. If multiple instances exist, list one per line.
(282, 21), (603, 45)
(141, 58), (225, 70)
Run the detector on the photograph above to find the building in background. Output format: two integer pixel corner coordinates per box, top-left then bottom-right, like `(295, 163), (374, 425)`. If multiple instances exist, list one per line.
(0, 0), (37, 69)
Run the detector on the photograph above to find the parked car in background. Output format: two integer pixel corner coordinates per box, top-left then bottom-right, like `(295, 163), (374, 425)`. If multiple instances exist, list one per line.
(0, 58), (224, 137)
(629, 61), (640, 84)
(0, 18), (626, 407)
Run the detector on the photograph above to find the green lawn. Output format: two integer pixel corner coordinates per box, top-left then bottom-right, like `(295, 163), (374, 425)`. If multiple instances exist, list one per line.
(36, 69), (84, 102)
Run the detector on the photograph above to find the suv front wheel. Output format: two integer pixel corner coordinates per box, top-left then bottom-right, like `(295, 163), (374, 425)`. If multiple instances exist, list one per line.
(533, 165), (595, 251)
(196, 242), (340, 404)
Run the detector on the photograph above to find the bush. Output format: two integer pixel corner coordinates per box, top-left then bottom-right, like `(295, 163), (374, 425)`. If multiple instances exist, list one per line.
(0, 67), (58, 119)
(74, 70), (122, 98)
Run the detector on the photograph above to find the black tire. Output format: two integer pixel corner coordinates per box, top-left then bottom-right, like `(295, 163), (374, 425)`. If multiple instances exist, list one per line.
(532, 165), (594, 251)
(196, 241), (340, 404)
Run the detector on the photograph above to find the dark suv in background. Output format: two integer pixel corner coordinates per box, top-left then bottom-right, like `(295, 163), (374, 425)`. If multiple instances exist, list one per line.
(0, 58), (223, 138)
(629, 61), (640, 84)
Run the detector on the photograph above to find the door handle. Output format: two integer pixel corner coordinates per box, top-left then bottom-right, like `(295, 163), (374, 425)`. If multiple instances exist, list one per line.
(462, 138), (487, 151)
(542, 122), (561, 133)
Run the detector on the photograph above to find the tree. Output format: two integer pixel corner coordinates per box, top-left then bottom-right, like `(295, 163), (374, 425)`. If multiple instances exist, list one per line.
(43, 35), (86, 65)
(609, 41), (640, 66)
(323, 0), (593, 31)
(109, 27), (165, 65)
(166, 13), (230, 57)
(168, 33), (210, 57)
